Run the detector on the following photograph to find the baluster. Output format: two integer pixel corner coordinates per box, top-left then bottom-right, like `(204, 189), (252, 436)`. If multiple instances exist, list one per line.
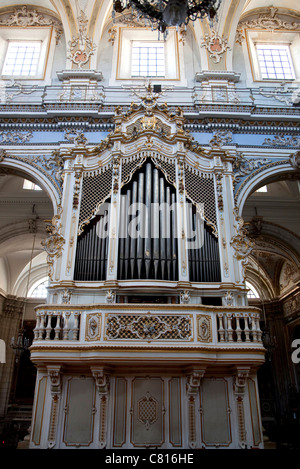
(243, 314), (250, 342)
(34, 313), (41, 341)
(38, 313), (46, 340)
(235, 313), (242, 342)
(256, 314), (262, 342)
(45, 313), (52, 340)
(217, 313), (225, 342)
(251, 313), (258, 342)
(72, 312), (80, 341)
(54, 312), (62, 340)
(63, 312), (71, 340)
(226, 313), (233, 342)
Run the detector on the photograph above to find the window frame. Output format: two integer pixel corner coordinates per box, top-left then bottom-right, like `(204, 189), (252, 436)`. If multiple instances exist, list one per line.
(0, 26), (54, 81)
(131, 40), (165, 78)
(245, 29), (300, 83)
(255, 43), (295, 81)
(115, 27), (180, 82)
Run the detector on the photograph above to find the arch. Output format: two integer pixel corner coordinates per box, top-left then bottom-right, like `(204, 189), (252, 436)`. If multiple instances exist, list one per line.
(13, 252), (48, 298)
(235, 162), (296, 217)
(0, 159), (61, 212)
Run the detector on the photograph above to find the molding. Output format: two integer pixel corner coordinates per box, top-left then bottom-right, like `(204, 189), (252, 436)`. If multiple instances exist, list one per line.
(57, 70), (103, 82)
(195, 71), (241, 83)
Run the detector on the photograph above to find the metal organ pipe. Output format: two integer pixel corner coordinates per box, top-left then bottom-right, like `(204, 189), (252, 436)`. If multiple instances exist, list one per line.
(117, 162), (178, 281)
(74, 209), (110, 282)
(74, 163), (220, 284)
(187, 204), (221, 283)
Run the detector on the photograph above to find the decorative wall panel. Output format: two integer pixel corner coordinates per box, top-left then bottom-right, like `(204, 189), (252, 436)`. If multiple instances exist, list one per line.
(248, 379), (262, 447)
(32, 377), (47, 446)
(105, 312), (192, 341)
(169, 378), (182, 447)
(200, 378), (232, 446)
(113, 378), (127, 447)
(131, 377), (164, 447)
(63, 377), (95, 446)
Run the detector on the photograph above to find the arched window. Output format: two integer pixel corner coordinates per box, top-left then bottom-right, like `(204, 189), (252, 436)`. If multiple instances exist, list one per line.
(28, 278), (49, 298)
(246, 281), (260, 299)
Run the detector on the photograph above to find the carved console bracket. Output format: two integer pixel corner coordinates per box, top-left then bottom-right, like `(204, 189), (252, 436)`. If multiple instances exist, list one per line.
(233, 368), (250, 449)
(91, 368), (110, 449)
(186, 369), (205, 449)
(47, 366), (62, 449)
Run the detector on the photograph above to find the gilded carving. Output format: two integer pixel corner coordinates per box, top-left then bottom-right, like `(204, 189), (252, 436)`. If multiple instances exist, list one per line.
(86, 313), (102, 341)
(42, 207), (65, 280)
(105, 312), (192, 341)
(197, 315), (212, 343)
(233, 153), (272, 187)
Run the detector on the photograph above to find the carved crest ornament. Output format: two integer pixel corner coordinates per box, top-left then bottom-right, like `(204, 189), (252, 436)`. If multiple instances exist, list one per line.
(0, 6), (63, 44)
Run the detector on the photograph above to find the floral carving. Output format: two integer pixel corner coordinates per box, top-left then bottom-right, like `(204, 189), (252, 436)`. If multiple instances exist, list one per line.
(86, 314), (101, 341)
(259, 82), (300, 106)
(233, 153), (272, 186)
(0, 6), (63, 44)
(290, 151), (300, 170)
(0, 131), (33, 144)
(42, 207), (65, 280)
(68, 10), (96, 68)
(197, 315), (212, 343)
(236, 7), (300, 44)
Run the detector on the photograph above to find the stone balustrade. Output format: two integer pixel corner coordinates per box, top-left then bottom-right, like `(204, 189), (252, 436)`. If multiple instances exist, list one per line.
(32, 304), (263, 348)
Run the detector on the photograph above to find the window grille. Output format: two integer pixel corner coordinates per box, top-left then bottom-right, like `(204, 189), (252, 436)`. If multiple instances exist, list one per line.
(3, 41), (41, 77)
(131, 42), (165, 77)
(256, 44), (295, 80)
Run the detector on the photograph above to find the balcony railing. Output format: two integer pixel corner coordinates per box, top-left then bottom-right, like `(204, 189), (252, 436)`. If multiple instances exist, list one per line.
(0, 82), (298, 112)
(32, 304), (263, 348)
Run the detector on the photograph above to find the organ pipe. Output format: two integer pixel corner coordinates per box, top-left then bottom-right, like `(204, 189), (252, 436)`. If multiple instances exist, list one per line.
(74, 163), (220, 283)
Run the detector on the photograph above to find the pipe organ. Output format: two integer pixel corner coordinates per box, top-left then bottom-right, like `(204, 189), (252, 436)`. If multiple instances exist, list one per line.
(187, 204), (221, 283)
(74, 161), (221, 283)
(74, 207), (110, 281)
(118, 161), (178, 281)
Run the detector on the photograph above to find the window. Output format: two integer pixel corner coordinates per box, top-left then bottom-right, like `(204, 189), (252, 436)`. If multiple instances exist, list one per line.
(246, 281), (260, 299)
(245, 29), (299, 83)
(3, 41), (41, 77)
(23, 179), (42, 191)
(0, 27), (54, 81)
(113, 28), (183, 84)
(28, 279), (49, 298)
(131, 42), (165, 77)
(255, 185), (268, 193)
(256, 44), (295, 80)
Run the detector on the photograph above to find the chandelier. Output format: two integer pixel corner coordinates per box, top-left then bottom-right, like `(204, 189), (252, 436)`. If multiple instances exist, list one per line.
(113, 0), (221, 33)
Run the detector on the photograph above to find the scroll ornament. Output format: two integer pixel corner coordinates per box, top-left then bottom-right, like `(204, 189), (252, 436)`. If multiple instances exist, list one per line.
(233, 153), (272, 186)
(0, 5), (63, 44)
(290, 151), (300, 170)
(231, 230), (253, 261)
(201, 30), (231, 64)
(67, 10), (96, 68)
(42, 207), (65, 280)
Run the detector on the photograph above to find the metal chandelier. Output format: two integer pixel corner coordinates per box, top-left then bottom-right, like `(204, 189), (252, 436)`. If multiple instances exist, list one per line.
(113, 0), (221, 32)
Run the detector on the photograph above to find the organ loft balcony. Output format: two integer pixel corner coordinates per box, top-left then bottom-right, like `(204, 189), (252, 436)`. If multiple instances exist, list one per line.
(30, 303), (266, 371)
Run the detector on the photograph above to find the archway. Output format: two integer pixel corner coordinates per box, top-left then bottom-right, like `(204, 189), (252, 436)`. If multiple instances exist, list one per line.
(242, 173), (300, 448)
(0, 167), (54, 448)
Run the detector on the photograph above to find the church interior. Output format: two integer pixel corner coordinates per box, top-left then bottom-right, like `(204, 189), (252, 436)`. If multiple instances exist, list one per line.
(0, 0), (299, 450)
